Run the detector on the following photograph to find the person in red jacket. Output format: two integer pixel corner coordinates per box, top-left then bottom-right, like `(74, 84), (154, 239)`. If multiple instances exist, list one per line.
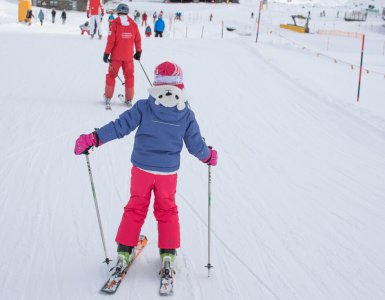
(86, 0), (104, 39)
(141, 12), (148, 27)
(103, 3), (142, 107)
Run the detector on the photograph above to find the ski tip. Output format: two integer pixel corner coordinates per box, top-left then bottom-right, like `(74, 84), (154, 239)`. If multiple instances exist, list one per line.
(100, 287), (117, 294)
(139, 235), (148, 247)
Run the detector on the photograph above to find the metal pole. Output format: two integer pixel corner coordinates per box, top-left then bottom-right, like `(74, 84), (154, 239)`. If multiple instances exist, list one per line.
(108, 60), (125, 85)
(138, 61), (153, 87)
(85, 154), (112, 265)
(357, 34), (365, 102)
(205, 164), (213, 277)
(221, 20), (224, 39)
(255, 0), (263, 43)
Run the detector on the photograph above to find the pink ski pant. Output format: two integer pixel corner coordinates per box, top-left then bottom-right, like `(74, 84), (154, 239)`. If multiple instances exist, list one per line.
(116, 166), (180, 249)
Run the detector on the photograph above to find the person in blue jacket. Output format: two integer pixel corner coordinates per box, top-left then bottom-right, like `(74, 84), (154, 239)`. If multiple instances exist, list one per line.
(38, 9), (44, 26)
(154, 15), (165, 37)
(74, 61), (218, 275)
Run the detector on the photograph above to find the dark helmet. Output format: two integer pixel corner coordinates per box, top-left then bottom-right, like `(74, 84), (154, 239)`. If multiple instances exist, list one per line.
(116, 3), (129, 15)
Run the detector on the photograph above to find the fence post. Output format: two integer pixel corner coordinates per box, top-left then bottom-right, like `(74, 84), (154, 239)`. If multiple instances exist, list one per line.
(357, 34), (365, 102)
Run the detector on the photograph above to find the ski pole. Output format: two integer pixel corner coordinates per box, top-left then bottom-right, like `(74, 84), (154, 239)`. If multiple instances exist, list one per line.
(138, 60), (153, 87)
(108, 59), (125, 85)
(85, 153), (112, 266)
(205, 163), (213, 277)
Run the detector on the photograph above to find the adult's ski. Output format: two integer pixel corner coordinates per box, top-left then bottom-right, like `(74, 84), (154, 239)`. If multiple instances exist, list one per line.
(100, 235), (147, 294)
(118, 94), (132, 108)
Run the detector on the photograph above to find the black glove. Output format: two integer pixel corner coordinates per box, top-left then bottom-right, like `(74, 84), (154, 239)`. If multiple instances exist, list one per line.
(103, 53), (110, 63)
(133, 51), (142, 61)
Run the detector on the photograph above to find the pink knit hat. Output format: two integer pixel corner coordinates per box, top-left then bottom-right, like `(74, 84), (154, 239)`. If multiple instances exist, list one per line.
(153, 61), (184, 90)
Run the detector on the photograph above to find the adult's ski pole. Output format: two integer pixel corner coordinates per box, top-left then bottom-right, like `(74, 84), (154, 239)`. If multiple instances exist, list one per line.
(108, 59), (125, 85)
(138, 60), (152, 87)
(85, 153), (112, 266)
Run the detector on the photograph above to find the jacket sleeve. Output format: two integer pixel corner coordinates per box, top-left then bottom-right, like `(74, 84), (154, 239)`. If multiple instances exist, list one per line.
(105, 21), (116, 54)
(183, 111), (209, 160)
(96, 102), (143, 144)
(134, 24), (142, 52)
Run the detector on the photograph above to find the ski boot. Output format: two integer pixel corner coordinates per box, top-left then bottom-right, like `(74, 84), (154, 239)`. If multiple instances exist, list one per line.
(124, 99), (132, 108)
(104, 95), (112, 110)
(99, 35), (102, 40)
(159, 249), (176, 295)
(113, 244), (135, 274)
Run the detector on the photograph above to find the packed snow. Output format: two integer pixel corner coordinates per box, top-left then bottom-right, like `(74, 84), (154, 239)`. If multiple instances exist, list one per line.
(0, 0), (385, 299)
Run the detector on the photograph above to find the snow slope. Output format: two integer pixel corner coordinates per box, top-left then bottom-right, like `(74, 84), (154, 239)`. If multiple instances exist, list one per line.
(0, 0), (385, 299)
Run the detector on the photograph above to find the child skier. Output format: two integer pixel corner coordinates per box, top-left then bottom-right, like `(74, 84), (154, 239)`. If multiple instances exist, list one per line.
(74, 61), (218, 294)
(145, 25), (152, 37)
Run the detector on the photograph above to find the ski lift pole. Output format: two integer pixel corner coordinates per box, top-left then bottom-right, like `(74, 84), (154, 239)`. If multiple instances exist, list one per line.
(255, 0), (263, 43)
(205, 163), (213, 277)
(85, 154), (112, 266)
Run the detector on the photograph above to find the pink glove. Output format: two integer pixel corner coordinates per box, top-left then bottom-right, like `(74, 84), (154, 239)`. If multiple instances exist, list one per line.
(201, 147), (218, 166)
(74, 132), (100, 155)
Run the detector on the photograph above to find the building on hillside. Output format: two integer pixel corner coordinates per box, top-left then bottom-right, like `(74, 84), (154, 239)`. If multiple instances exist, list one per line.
(32, 0), (77, 10)
(166, 0), (239, 3)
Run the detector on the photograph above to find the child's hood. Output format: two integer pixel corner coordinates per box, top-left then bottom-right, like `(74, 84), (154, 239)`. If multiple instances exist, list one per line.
(147, 85), (190, 123)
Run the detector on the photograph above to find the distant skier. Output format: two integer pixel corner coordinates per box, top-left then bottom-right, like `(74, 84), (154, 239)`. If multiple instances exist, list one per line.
(74, 61), (218, 295)
(154, 15), (165, 38)
(135, 11), (140, 23)
(145, 25), (152, 37)
(102, 3), (142, 106)
(108, 12), (114, 24)
(26, 9), (34, 26)
(86, 0), (104, 39)
(153, 11), (157, 23)
(141, 11), (148, 26)
(51, 8), (56, 23)
(38, 9), (44, 26)
(61, 10), (67, 24)
(80, 20), (90, 35)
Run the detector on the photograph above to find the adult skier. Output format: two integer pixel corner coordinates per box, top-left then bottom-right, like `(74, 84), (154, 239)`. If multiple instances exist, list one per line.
(38, 9), (44, 26)
(86, 0), (104, 39)
(154, 15), (165, 38)
(141, 12), (148, 26)
(74, 61), (218, 295)
(61, 10), (67, 24)
(103, 3), (141, 107)
(51, 8), (56, 23)
(26, 9), (34, 25)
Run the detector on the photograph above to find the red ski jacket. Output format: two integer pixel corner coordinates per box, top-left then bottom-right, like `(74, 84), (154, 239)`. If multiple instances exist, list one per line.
(86, 0), (104, 16)
(105, 16), (142, 62)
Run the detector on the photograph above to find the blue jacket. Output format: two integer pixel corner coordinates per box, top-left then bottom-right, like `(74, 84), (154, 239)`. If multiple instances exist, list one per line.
(154, 18), (165, 32)
(97, 97), (209, 172)
(38, 10), (44, 21)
